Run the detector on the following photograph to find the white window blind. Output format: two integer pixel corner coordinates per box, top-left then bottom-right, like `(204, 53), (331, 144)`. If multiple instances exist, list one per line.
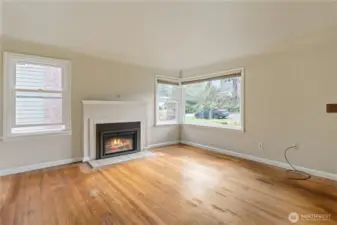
(4, 52), (71, 137)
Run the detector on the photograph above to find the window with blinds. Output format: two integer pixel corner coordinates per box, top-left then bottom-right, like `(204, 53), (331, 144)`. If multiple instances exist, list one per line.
(155, 76), (180, 125)
(4, 52), (71, 137)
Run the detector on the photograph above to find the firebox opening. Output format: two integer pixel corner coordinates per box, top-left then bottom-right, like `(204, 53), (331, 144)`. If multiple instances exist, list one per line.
(103, 131), (136, 155)
(105, 137), (133, 153)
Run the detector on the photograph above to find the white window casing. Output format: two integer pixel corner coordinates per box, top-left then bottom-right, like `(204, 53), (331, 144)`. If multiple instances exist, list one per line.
(3, 52), (72, 139)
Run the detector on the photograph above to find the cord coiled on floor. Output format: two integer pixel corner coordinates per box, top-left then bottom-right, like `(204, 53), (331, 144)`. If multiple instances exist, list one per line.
(284, 145), (311, 180)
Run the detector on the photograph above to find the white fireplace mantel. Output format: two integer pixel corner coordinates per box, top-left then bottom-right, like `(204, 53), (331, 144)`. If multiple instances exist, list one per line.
(82, 100), (148, 161)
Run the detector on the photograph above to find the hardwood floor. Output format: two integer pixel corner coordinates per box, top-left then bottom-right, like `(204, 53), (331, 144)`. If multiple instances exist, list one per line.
(0, 144), (336, 225)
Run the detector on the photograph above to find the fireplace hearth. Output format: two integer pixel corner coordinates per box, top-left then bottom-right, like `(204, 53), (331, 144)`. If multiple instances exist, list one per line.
(96, 122), (141, 159)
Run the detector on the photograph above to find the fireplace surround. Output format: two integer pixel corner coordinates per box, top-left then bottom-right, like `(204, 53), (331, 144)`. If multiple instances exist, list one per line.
(96, 122), (141, 159)
(82, 100), (147, 161)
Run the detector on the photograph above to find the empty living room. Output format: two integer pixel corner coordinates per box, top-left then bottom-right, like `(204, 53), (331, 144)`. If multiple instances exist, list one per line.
(0, 1), (337, 225)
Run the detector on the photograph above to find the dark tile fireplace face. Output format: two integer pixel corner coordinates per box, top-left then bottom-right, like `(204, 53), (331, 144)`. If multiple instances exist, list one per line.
(96, 122), (141, 159)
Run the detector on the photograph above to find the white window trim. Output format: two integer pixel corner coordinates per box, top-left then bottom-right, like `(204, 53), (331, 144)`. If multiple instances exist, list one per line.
(154, 75), (180, 126)
(154, 68), (245, 131)
(3, 52), (72, 140)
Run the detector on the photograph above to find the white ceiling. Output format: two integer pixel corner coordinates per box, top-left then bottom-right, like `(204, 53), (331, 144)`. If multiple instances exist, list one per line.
(3, 2), (337, 70)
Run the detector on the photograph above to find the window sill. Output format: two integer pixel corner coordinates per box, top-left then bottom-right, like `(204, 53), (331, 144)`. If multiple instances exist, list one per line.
(183, 122), (244, 132)
(155, 121), (179, 127)
(2, 129), (72, 142)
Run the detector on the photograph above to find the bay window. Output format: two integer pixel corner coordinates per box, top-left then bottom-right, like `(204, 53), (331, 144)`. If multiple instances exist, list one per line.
(155, 68), (244, 130)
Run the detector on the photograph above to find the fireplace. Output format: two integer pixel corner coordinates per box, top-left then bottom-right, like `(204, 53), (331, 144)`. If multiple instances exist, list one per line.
(96, 122), (141, 159)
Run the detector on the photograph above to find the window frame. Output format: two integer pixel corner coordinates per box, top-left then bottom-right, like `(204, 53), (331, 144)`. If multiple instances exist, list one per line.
(154, 75), (180, 126)
(154, 68), (245, 131)
(181, 68), (245, 131)
(3, 52), (72, 139)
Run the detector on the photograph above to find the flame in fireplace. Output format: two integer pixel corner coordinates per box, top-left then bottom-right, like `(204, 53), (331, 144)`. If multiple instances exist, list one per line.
(106, 137), (133, 153)
(113, 138), (121, 145)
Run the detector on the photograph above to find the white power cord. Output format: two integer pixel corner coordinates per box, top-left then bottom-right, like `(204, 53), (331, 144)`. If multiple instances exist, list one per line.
(284, 145), (311, 180)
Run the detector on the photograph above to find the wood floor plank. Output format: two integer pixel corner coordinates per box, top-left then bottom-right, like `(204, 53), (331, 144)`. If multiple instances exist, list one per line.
(26, 171), (43, 225)
(41, 169), (60, 225)
(0, 144), (336, 225)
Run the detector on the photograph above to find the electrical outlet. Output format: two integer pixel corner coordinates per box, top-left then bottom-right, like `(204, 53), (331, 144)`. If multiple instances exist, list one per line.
(293, 143), (299, 150)
(258, 142), (264, 150)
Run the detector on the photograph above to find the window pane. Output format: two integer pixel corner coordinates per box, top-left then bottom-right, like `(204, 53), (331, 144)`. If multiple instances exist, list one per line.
(16, 63), (62, 91)
(184, 76), (241, 128)
(16, 91), (62, 126)
(158, 83), (179, 122)
(158, 101), (177, 122)
(158, 83), (179, 100)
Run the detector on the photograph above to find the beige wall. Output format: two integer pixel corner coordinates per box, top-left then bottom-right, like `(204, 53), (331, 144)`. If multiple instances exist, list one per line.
(0, 37), (180, 170)
(1, 37), (336, 175)
(181, 39), (337, 174)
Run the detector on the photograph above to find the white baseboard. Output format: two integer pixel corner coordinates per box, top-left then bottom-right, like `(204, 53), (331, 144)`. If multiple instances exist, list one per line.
(0, 157), (82, 176)
(181, 140), (337, 181)
(146, 141), (180, 150)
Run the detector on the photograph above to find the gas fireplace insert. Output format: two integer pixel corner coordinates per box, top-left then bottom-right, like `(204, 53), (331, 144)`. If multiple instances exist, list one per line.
(96, 122), (141, 159)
